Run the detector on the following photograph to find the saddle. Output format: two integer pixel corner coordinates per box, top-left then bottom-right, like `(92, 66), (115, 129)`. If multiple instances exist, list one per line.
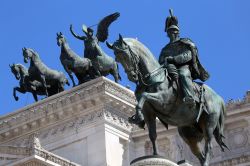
(168, 76), (209, 122)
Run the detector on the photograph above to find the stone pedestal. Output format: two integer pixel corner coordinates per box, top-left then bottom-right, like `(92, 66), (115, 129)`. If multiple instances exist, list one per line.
(177, 160), (192, 166)
(130, 155), (178, 166)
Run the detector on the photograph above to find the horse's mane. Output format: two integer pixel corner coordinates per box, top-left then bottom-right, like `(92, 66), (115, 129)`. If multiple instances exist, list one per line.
(16, 63), (28, 72)
(15, 63), (27, 69)
(27, 48), (40, 58)
(123, 38), (157, 62)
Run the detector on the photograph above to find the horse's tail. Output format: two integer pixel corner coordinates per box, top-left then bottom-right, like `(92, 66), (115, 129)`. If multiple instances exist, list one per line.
(214, 100), (229, 152)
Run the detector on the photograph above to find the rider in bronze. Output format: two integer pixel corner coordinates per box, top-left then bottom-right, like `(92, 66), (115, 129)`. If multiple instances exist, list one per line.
(159, 9), (210, 106)
(129, 9), (210, 128)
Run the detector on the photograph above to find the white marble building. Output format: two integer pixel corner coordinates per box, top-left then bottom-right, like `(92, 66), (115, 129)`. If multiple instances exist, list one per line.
(0, 77), (250, 166)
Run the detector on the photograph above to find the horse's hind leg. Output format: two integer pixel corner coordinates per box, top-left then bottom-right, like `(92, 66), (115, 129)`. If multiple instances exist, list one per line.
(178, 126), (204, 165)
(202, 113), (218, 166)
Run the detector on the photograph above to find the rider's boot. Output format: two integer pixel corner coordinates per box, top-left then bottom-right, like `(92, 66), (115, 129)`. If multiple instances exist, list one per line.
(179, 70), (196, 108)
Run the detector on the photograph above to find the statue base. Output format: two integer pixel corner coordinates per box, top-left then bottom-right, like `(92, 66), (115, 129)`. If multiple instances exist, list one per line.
(130, 155), (178, 166)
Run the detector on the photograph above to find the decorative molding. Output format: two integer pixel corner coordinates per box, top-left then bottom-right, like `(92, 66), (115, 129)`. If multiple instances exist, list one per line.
(33, 148), (80, 166)
(0, 77), (136, 143)
(211, 155), (250, 166)
(1, 136), (80, 166)
(16, 161), (47, 166)
(131, 157), (178, 166)
(226, 90), (250, 111)
(104, 80), (136, 105)
(0, 146), (30, 156)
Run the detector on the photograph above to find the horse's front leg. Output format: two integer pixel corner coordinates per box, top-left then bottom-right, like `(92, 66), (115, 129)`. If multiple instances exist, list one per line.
(31, 91), (38, 102)
(40, 75), (48, 97)
(111, 62), (121, 83)
(65, 66), (76, 87)
(13, 87), (25, 101)
(68, 72), (76, 87)
(143, 106), (158, 155)
(129, 92), (163, 128)
(128, 92), (148, 128)
(63, 62), (75, 87)
(137, 92), (163, 112)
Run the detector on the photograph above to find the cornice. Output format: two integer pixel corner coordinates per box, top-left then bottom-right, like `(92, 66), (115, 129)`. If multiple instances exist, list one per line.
(0, 77), (136, 144)
(226, 90), (250, 111)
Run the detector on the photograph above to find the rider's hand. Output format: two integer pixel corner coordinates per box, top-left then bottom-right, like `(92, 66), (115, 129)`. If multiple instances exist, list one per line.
(165, 57), (175, 64)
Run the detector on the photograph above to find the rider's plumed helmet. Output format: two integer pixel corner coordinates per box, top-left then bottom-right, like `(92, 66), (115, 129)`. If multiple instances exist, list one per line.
(165, 9), (179, 33)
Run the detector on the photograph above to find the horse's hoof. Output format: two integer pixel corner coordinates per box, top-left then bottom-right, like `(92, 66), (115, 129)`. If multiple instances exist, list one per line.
(128, 116), (135, 123)
(138, 120), (145, 129)
(14, 97), (19, 101)
(128, 116), (145, 129)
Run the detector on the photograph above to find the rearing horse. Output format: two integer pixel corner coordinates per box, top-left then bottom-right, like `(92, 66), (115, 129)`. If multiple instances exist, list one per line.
(10, 63), (47, 101)
(22, 48), (70, 96)
(9, 64), (42, 101)
(107, 35), (228, 166)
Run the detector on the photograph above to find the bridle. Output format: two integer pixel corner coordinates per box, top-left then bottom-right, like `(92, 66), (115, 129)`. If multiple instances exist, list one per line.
(126, 46), (165, 86)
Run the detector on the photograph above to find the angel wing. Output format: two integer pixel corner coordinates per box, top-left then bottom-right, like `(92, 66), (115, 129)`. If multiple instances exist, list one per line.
(96, 12), (120, 42)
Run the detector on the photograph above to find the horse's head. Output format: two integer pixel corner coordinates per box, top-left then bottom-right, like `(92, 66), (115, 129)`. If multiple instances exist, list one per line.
(56, 32), (66, 47)
(107, 35), (140, 83)
(9, 63), (21, 80)
(22, 47), (34, 63)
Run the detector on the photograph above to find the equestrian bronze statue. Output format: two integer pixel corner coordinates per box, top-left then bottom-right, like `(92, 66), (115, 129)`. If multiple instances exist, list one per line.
(22, 47), (70, 97)
(107, 33), (228, 166)
(57, 32), (98, 86)
(70, 12), (121, 82)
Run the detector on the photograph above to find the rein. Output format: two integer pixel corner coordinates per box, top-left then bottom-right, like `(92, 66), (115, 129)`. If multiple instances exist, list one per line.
(128, 47), (166, 87)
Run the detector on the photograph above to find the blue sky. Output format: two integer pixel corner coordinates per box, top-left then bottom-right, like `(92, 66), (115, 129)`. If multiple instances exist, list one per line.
(1, 0), (250, 115)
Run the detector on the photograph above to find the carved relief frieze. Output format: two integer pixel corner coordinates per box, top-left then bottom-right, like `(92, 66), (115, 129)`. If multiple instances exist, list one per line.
(103, 108), (133, 131)
(104, 80), (136, 105)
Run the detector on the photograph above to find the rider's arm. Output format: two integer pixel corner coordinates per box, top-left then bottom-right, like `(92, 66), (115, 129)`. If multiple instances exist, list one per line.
(70, 25), (86, 41)
(158, 49), (167, 65)
(173, 50), (192, 64)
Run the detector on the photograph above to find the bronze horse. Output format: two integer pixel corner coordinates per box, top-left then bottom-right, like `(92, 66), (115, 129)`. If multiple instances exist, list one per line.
(10, 63), (51, 101)
(22, 48), (70, 97)
(57, 32), (98, 86)
(107, 35), (228, 166)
